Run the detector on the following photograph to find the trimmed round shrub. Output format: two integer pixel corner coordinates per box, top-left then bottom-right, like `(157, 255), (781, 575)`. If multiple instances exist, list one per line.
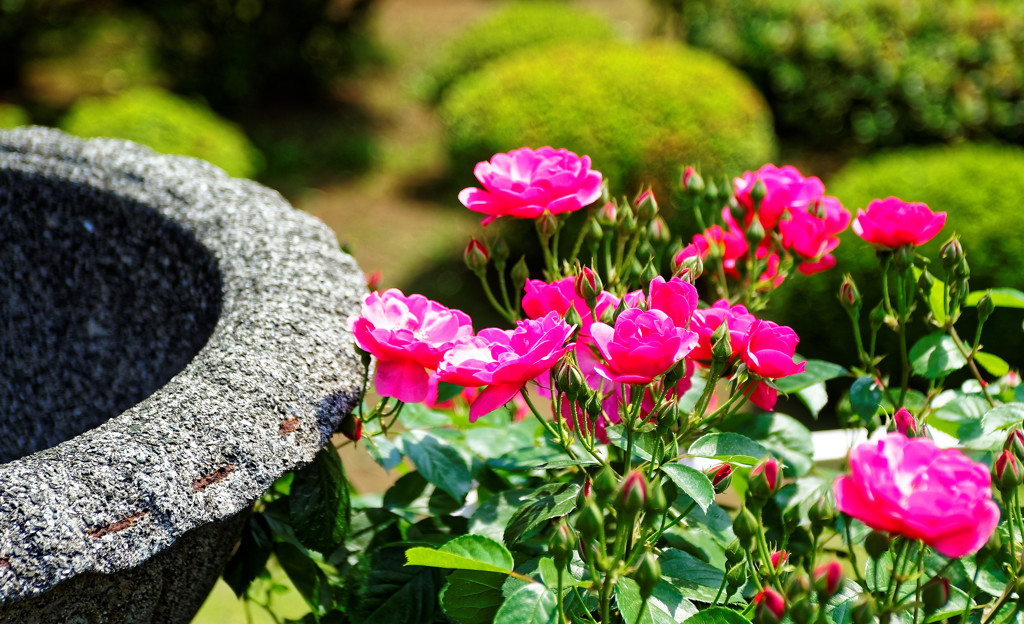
(420, 1), (616, 103)
(60, 87), (262, 179)
(0, 103), (29, 128)
(441, 41), (776, 197)
(767, 143), (1024, 368)
(658, 0), (1024, 148)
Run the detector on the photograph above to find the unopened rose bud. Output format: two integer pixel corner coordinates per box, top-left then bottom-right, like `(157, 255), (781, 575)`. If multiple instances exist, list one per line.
(726, 562), (746, 590)
(640, 262), (659, 291)
(648, 216), (671, 243)
(618, 471), (648, 516)
(1007, 429), (1024, 462)
(704, 178), (719, 201)
(789, 597), (814, 624)
(596, 201), (617, 227)
(922, 577), (950, 614)
(769, 549), (788, 571)
(733, 506), (759, 547)
(339, 413), (362, 442)
(869, 303), (886, 332)
(993, 449), (1023, 492)
(839, 274), (861, 312)
(635, 552), (661, 600)
(365, 270), (382, 292)
(940, 237), (965, 274)
(464, 238), (489, 274)
(635, 189), (658, 221)
(575, 502), (604, 542)
(705, 464), (733, 494)
(592, 465), (617, 504)
(978, 292), (995, 324)
(711, 322), (733, 363)
(865, 530), (890, 560)
(810, 199), (827, 219)
(674, 247), (704, 281)
(893, 245), (914, 272)
(745, 218), (766, 246)
(645, 480), (668, 514)
(549, 520), (576, 567)
(586, 218), (603, 242)
(681, 166), (704, 195)
(892, 407), (918, 437)
(812, 561), (843, 597)
(748, 457), (782, 503)
(555, 354), (587, 402)
(618, 208), (637, 234)
(564, 304), (582, 329)
(750, 178), (768, 207)
(724, 538), (744, 565)
(808, 495), (835, 536)
(785, 574), (810, 601)
(538, 212), (559, 240)
(753, 588), (785, 624)
(511, 255), (530, 291)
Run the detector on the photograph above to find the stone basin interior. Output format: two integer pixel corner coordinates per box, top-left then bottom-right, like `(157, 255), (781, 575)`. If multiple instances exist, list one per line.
(0, 168), (222, 463)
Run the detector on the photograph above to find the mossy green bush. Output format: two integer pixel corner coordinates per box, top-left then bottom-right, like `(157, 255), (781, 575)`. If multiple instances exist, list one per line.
(0, 103), (29, 128)
(767, 143), (1024, 368)
(654, 0), (1024, 148)
(60, 87), (262, 179)
(441, 41), (776, 197)
(421, 1), (616, 103)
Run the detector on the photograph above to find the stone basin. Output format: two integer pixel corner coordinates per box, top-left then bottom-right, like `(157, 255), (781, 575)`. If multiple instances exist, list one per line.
(0, 127), (367, 622)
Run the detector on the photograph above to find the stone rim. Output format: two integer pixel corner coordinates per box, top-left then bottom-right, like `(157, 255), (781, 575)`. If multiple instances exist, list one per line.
(0, 127), (367, 605)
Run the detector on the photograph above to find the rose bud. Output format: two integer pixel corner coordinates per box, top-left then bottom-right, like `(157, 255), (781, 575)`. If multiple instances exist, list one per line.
(339, 413), (362, 442)
(812, 560), (843, 597)
(596, 201), (617, 227)
(648, 216), (671, 243)
(892, 407), (918, 437)
(940, 236), (965, 274)
(618, 471), (648, 516)
(753, 588), (785, 624)
(1007, 429), (1024, 462)
(463, 238), (489, 274)
(808, 494), (835, 536)
(538, 212), (559, 240)
(705, 464), (733, 494)
(839, 274), (861, 312)
(732, 506), (758, 547)
(978, 292), (995, 324)
(748, 457), (782, 502)
(922, 577), (950, 614)
(865, 530), (890, 560)
(365, 270), (382, 292)
(635, 189), (659, 221)
(749, 178), (767, 207)
(549, 520), (576, 567)
(592, 464), (618, 504)
(769, 549), (788, 571)
(574, 266), (603, 304)
(635, 551), (662, 600)
(511, 255), (530, 291)
(993, 449), (1023, 492)
(681, 166), (704, 195)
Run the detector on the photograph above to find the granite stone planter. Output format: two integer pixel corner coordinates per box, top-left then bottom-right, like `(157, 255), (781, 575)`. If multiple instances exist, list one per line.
(0, 127), (367, 622)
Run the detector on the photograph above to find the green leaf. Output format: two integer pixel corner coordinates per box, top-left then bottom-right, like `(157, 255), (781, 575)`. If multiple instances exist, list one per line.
(406, 535), (514, 574)
(966, 287), (1024, 308)
(615, 578), (697, 624)
(975, 351), (1011, 377)
(659, 549), (726, 592)
(470, 490), (527, 542)
(289, 444), (350, 556)
(493, 583), (558, 624)
(357, 547), (444, 624)
(399, 402), (453, 428)
(796, 382), (828, 418)
(365, 434), (403, 471)
(464, 423), (536, 457)
(504, 481), (582, 546)
(982, 403), (1024, 435)
(740, 412), (815, 477)
(688, 432), (769, 465)
(402, 431), (473, 502)
(604, 425), (658, 461)
(926, 272), (947, 326)
(222, 514), (272, 597)
(681, 606), (749, 623)
(435, 381), (465, 403)
(660, 463), (715, 512)
(849, 376), (882, 421)
(910, 332), (967, 379)
(441, 569), (509, 624)
(774, 359), (848, 392)
(275, 541), (331, 616)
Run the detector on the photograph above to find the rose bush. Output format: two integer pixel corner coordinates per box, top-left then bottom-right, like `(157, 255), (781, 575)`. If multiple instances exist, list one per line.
(228, 146), (1024, 624)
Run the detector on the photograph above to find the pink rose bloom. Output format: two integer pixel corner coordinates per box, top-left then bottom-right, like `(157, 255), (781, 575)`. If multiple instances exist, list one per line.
(689, 300), (757, 364)
(852, 197), (947, 248)
(522, 276), (616, 336)
(779, 196), (851, 275)
(458, 146), (603, 226)
(681, 222), (749, 279)
(834, 433), (1000, 558)
(734, 164), (826, 231)
(436, 312), (575, 421)
(646, 276), (699, 327)
(739, 319), (804, 410)
(590, 308), (697, 385)
(349, 289), (474, 403)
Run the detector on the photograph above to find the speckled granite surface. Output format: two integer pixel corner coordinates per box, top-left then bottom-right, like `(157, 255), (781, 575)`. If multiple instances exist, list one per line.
(0, 127), (367, 622)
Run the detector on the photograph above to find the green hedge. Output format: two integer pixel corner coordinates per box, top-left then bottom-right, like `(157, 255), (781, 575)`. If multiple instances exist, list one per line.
(441, 41), (776, 197)
(0, 103), (29, 128)
(60, 87), (262, 179)
(767, 143), (1024, 368)
(420, 1), (616, 103)
(657, 0), (1024, 147)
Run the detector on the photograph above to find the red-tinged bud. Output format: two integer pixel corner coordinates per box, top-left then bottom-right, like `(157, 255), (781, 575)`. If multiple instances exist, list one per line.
(549, 520), (576, 567)
(1007, 429), (1024, 462)
(554, 353), (587, 402)
(705, 463), (733, 494)
(978, 292), (995, 324)
(673, 247), (704, 281)
(648, 216), (671, 243)
(993, 449), (1023, 492)
(538, 212), (559, 240)
(339, 413), (362, 442)
(922, 577), (950, 614)
(574, 266), (603, 305)
(839, 274), (861, 312)
(618, 471), (648, 516)
(635, 189), (658, 221)
(681, 166), (704, 195)
(940, 236), (965, 274)
(753, 588), (785, 624)
(769, 549), (788, 570)
(365, 270), (382, 292)
(812, 561), (843, 597)
(748, 457), (781, 502)
(596, 201), (617, 227)
(892, 407), (918, 437)
(464, 238), (489, 274)
(635, 552), (662, 600)
(810, 199), (827, 219)
(785, 574), (811, 601)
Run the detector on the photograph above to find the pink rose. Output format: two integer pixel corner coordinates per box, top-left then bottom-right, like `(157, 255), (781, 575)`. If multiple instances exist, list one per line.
(779, 196), (850, 275)
(689, 300), (757, 364)
(437, 312), (575, 421)
(349, 289), (474, 403)
(590, 308), (697, 385)
(740, 319), (804, 410)
(458, 146), (603, 226)
(734, 164), (826, 231)
(646, 275), (699, 327)
(682, 222), (749, 279)
(852, 197), (947, 248)
(522, 276), (616, 337)
(834, 433), (1000, 558)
